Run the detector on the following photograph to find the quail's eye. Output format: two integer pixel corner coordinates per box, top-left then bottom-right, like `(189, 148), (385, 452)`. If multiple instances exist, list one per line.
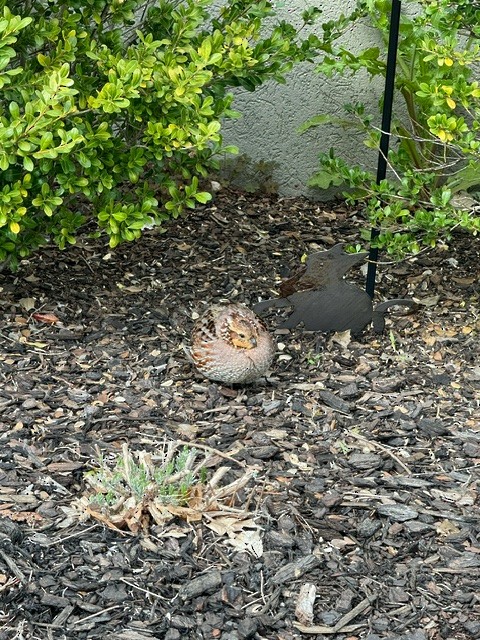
(237, 332), (246, 339)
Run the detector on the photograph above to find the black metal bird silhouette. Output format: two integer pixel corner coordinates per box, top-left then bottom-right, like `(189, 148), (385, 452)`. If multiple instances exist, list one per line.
(254, 244), (415, 334)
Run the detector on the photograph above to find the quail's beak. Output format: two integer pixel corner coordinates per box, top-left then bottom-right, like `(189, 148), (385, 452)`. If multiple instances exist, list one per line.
(250, 336), (257, 348)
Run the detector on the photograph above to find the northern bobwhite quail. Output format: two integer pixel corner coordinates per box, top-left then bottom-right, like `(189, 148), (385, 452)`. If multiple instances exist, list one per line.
(190, 303), (275, 384)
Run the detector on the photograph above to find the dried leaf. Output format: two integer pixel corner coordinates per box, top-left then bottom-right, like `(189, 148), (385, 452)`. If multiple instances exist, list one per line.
(205, 515), (258, 535)
(0, 509), (43, 526)
(116, 284), (145, 293)
(436, 519), (460, 537)
(451, 276), (476, 285)
(415, 295), (440, 307)
(330, 537), (357, 549)
(433, 325), (457, 337)
(226, 528), (263, 557)
(330, 330), (352, 349)
(162, 504), (203, 522)
(19, 297), (36, 311)
(32, 312), (59, 324)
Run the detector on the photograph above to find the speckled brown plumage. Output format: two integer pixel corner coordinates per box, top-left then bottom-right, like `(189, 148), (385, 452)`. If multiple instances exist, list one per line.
(190, 303), (275, 384)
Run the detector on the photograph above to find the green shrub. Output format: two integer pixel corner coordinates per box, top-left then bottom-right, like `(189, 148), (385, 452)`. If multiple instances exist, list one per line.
(302, 0), (480, 256)
(0, 0), (321, 269)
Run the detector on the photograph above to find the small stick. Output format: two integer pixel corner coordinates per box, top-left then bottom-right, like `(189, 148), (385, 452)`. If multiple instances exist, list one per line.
(70, 604), (124, 626)
(45, 524), (100, 547)
(119, 577), (169, 600)
(175, 439), (247, 468)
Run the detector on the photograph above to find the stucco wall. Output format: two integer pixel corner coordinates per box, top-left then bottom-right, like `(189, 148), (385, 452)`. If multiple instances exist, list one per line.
(220, 0), (384, 197)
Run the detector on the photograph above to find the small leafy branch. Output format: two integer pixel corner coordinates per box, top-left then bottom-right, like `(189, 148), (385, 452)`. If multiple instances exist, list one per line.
(0, 1), (324, 269)
(302, 0), (480, 256)
(77, 441), (257, 535)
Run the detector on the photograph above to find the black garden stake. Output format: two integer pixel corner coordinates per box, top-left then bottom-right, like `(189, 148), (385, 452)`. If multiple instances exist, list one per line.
(365, 0), (402, 298)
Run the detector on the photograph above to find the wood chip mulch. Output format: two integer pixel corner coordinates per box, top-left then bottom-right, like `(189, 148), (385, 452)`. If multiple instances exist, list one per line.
(0, 189), (479, 640)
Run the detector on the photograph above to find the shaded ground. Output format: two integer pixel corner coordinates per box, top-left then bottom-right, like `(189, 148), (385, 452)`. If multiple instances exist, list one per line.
(0, 189), (479, 640)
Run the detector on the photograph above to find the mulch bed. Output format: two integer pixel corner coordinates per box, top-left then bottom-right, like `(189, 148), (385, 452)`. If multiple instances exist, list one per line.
(0, 189), (479, 640)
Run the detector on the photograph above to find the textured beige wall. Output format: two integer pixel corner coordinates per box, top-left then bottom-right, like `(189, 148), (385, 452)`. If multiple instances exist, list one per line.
(220, 0), (384, 197)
